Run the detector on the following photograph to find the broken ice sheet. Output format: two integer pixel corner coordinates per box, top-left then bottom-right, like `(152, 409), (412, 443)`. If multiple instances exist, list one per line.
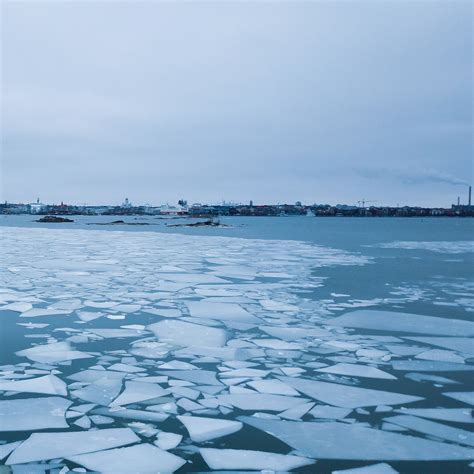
(186, 301), (261, 323)
(68, 443), (185, 473)
(0, 397), (72, 431)
(327, 310), (474, 336)
(178, 415), (242, 442)
(216, 393), (310, 412)
(278, 376), (423, 408)
(0, 442), (21, 462)
(148, 319), (227, 347)
(332, 463), (398, 474)
(394, 408), (474, 424)
(16, 341), (93, 364)
(200, 448), (314, 471)
(247, 379), (300, 396)
(316, 363), (397, 380)
(239, 417), (474, 460)
(110, 381), (168, 406)
(0, 374), (67, 396)
(443, 392), (474, 406)
(71, 376), (123, 405)
(6, 428), (140, 465)
(385, 415), (474, 447)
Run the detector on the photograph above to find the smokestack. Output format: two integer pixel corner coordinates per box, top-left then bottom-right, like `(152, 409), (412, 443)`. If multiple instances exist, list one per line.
(469, 186), (472, 206)
(457, 196), (460, 206)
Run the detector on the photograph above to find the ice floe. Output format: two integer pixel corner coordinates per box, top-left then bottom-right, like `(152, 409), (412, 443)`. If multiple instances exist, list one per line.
(6, 428), (140, 464)
(0, 374), (67, 396)
(178, 415), (242, 441)
(327, 310), (474, 336)
(200, 447), (315, 471)
(0, 397), (71, 431)
(67, 443), (185, 473)
(278, 377), (423, 408)
(239, 417), (474, 460)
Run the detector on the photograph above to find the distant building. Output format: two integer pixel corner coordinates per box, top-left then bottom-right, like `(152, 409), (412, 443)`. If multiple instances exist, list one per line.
(29, 198), (46, 214)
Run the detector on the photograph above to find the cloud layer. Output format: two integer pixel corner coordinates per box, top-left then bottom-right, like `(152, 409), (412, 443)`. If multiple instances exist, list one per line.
(1, 1), (472, 206)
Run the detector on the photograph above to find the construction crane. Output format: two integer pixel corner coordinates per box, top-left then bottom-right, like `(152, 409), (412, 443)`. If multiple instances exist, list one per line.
(357, 199), (377, 209)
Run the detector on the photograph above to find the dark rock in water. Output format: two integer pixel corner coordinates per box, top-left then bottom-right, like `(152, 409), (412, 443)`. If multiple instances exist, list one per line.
(88, 220), (149, 226)
(36, 216), (74, 223)
(166, 220), (229, 228)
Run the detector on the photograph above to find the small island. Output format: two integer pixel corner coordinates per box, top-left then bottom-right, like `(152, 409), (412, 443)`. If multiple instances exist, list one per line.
(35, 216), (74, 223)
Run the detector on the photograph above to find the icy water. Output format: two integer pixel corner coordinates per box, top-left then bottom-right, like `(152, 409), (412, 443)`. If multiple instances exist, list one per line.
(0, 215), (473, 473)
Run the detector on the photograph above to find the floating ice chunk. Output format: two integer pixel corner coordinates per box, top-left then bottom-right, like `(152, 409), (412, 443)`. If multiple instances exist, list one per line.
(278, 376), (423, 408)
(0, 374), (67, 396)
(93, 407), (169, 423)
(157, 369), (222, 386)
(386, 415), (474, 446)
(155, 432), (182, 450)
(159, 360), (198, 370)
(186, 301), (260, 323)
(220, 368), (270, 378)
(77, 311), (104, 322)
(0, 442), (21, 461)
(280, 401), (314, 420)
(6, 428), (140, 465)
(16, 341), (92, 364)
(247, 379), (300, 396)
(68, 369), (125, 383)
(144, 308), (182, 318)
(20, 308), (72, 318)
(386, 415), (474, 447)
(327, 310), (474, 336)
(405, 337), (474, 357)
(17, 322), (50, 329)
(310, 405), (352, 419)
(90, 414), (114, 425)
(178, 415), (242, 442)
(84, 300), (119, 308)
(316, 363), (397, 380)
(148, 320), (227, 347)
(443, 392), (474, 406)
(392, 361), (473, 372)
(332, 463), (399, 473)
(239, 417), (474, 460)
(394, 408), (474, 424)
(405, 372), (459, 385)
(74, 415), (91, 429)
(415, 349), (465, 364)
(0, 302), (33, 312)
(108, 363), (146, 373)
(176, 398), (203, 411)
(260, 325), (327, 341)
(0, 396), (72, 431)
(72, 377), (123, 405)
(200, 447), (314, 471)
(112, 304), (141, 313)
(88, 328), (148, 338)
(68, 443), (185, 473)
(110, 381), (168, 406)
(252, 339), (303, 350)
(384, 345), (425, 356)
(260, 300), (299, 312)
(216, 394), (309, 412)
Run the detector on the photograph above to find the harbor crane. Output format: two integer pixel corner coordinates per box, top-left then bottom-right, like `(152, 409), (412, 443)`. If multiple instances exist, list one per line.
(357, 199), (377, 209)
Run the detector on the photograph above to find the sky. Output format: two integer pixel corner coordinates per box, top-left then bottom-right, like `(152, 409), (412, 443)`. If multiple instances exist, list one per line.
(1, 1), (472, 207)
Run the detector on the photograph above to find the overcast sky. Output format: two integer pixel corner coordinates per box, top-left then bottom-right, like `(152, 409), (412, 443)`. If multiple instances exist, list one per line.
(1, 1), (472, 206)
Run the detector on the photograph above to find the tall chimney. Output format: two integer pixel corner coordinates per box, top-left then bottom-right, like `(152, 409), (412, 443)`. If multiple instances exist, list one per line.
(469, 186), (472, 206)
(457, 196), (460, 206)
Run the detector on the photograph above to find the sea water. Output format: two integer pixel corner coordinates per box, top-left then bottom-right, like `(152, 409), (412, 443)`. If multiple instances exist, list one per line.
(0, 215), (472, 472)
